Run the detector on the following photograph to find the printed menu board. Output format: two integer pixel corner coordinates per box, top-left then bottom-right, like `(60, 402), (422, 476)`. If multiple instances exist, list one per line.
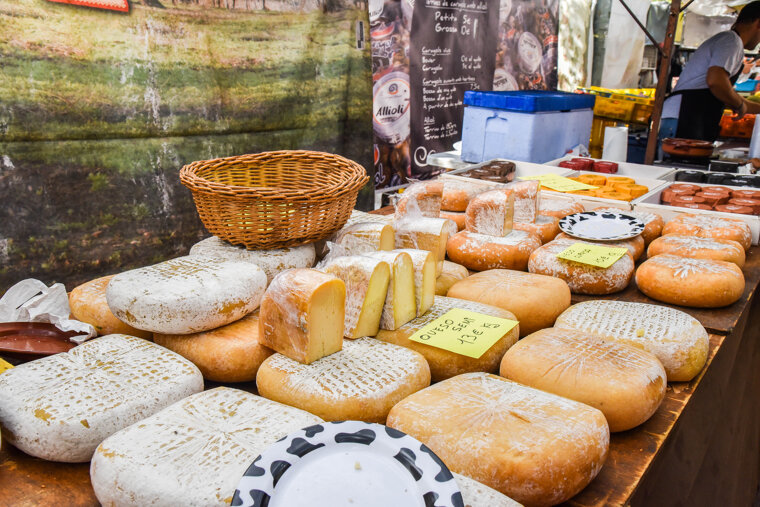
(409, 0), (500, 175)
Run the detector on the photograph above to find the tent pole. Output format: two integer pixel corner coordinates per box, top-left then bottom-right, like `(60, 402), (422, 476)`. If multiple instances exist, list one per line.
(645, 0), (681, 165)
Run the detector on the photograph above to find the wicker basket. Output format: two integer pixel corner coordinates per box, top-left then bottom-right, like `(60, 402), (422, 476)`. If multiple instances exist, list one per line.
(180, 150), (369, 249)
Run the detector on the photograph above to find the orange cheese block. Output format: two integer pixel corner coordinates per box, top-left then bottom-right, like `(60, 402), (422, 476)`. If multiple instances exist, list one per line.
(69, 276), (152, 339)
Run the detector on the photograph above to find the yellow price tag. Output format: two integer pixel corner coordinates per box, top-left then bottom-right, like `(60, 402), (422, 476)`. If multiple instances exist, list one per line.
(518, 174), (597, 192)
(557, 242), (629, 268)
(0, 357), (14, 374)
(408, 309), (519, 359)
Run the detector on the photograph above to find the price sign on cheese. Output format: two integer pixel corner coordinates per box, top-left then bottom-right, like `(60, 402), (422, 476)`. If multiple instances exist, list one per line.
(0, 357), (13, 374)
(557, 242), (629, 268)
(518, 174), (597, 192)
(408, 308), (518, 358)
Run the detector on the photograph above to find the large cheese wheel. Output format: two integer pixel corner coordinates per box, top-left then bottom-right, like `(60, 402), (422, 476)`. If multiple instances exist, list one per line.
(594, 207), (663, 245)
(453, 473), (522, 507)
(446, 230), (542, 272)
(661, 213), (752, 251)
(464, 189), (515, 236)
(447, 269), (570, 336)
(646, 235), (745, 267)
(513, 215), (560, 244)
(0, 335), (203, 462)
(387, 373), (609, 506)
(395, 181), (443, 218)
(528, 238), (635, 295)
(256, 337), (430, 423)
(441, 179), (484, 212)
(636, 254), (745, 308)
(554, 300), (709, 381)
(68, 275), (152, 339)
(153, 311), (273, 383)
(500, 328), (667, 432)
(539, 198), (585, 219)
(435, 260), (470, 296)
(107, 256), (267, 335)
(189, 236), (315, 284)
(258, 268), (345, 365)
(374, 296), (519, 381)
(555, 232), (645, 261)
(90, 388), (322, 507)
(505, 179), (540, 223)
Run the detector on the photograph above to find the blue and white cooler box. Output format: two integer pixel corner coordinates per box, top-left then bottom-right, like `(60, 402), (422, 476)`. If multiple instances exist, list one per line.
(461, 90), (596, 164)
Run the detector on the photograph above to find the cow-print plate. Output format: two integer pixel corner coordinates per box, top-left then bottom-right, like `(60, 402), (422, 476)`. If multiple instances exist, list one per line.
(559, 211), (645, 241)
(231, 421), (463, 507)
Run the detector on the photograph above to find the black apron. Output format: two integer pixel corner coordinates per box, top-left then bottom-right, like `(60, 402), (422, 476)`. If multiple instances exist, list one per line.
(671, 64), (743, 141)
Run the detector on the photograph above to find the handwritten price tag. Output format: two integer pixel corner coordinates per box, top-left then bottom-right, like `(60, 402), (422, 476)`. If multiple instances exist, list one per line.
(408, 309), (518, 359)
(557, 242), (629, 268)
(0, 357), (14, 375)
(518, 174), (597, 192)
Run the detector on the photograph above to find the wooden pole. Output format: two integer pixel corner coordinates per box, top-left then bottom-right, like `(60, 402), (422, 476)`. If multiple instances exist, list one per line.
(645, 0), (681, 165)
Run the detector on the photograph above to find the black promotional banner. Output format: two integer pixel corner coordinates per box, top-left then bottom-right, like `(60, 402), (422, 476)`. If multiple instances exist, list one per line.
(409, 0), (500, 175)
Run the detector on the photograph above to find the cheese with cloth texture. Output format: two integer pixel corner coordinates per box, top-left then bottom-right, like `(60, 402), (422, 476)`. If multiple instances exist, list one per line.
(0, 334), (203, 463)
(364, 250), (417, 330)
(395, 248), (436, 317)
(374, 296), (519, 381)
(90, 387), (322, 507)
(464, 189), (515, 236)
(500, 327), (667, 432)
(554, 300), (709, 381)
(106, 256), (267, 335)
(153, 310), (273, 383)
(386, 373), (609, 507)
(453, 473), (523, 507)
(68, 275), (152, 339)
(435, 260), (470, 296)
(334, 221), (395, 254)
(394, 216), (452, 276)
(189, 236), (315, 285)
(258, 268), (345, 364)
(322, 255), (391, 338)
(256, 337), (430, 423)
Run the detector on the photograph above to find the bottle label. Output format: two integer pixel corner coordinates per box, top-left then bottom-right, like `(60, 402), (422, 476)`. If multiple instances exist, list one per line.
(373, 71), (411, 144)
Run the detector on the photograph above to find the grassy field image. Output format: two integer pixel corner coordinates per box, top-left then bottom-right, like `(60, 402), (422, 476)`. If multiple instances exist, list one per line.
(0, 0), (373, 292)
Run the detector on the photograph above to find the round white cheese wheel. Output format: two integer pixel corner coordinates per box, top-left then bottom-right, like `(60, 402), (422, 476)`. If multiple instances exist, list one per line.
(107, 256), (267, 335)
(91, 387), (322, 507)
(0, 334), (203, 462)
(189, 236), (315, 284)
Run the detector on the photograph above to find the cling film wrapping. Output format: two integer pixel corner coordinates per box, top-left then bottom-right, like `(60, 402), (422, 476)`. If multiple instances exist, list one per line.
(394, 180), (444, 219)
(464, 189), (515, 237)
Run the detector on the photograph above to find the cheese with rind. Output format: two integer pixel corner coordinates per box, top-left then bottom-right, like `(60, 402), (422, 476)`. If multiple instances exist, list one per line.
(661, 213), (752, 251)
(447, 230), (542, 272)
(646, 235), (745, 267)
(364, 250), (418, 330)
(505, 180), (540, 223)
(189, 236), (315, 284)
(256, 337), (430, 423)
(539, 198), (585, 219)
(374, 296), (519, 381)
(386, 373), (609, 506)
(435, 261), (470, 296)
(554, 300), (709, 381)
(464, 189), (515, 236)
(258, 268), (346, 365)
(90, 387), (322, 507)
(106, 256), (267, 335)
(395, 248), (436, 317)
(394, 181), (443, 218)
(394, 216), (452, 276)
(513, 215), (560, 244)
(322, 256), (391, 338)
(441, 179), (485, 212)
(334, 222), (395, 254)
(0, 334), (203, 462)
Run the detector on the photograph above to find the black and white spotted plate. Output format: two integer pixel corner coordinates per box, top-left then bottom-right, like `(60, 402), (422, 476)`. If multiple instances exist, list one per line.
(559, 211), (645, 241)
(231, 421), (463, 507)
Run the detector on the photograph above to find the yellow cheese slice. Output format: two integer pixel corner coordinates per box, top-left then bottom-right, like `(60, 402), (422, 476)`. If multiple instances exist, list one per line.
(395, 248), (436, 317)
(364, 250), (417, 331)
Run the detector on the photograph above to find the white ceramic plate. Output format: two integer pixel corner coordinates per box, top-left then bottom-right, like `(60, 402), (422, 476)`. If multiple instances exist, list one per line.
(232, 421), (463, 507)
(559, 211), (645, 241)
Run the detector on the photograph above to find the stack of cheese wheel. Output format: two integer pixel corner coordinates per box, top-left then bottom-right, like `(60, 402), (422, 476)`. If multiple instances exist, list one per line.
(647, 235), (745, 267)
(660, 183), (760, 214)
(439, 179), (489, 230)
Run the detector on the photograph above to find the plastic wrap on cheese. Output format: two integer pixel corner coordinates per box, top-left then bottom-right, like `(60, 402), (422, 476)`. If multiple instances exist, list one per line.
(393, 216), (454, 277)
(505, 179), (540, 223)
(394, 180), (443, 219)
(334, 221), (395, 255)
(464, 189), (515, 236)
(363, 250), (417, 331)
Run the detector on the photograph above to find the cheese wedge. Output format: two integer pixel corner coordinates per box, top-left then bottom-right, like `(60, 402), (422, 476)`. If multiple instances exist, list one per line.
(334, 221), (395, 254)
(364, 250), (417, 331)
(258, 268), (346, 364)
(322, 256), (391, 339)
(395, 248), (436, 317)
(394, 180), (443, 218)
(435, 261), (470, 296)
(375, 296), (519, 382)
(464, 189), (515, 236)
(506, 179), (540, 223)
(394, 216), (451, 276)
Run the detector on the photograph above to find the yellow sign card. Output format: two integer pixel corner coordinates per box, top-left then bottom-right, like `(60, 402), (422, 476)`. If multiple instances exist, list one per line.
(557, 242), (629, 268)
(0, 357), (14, 375)
(408, 309), (519, 359)
(518, 174), (597, 192)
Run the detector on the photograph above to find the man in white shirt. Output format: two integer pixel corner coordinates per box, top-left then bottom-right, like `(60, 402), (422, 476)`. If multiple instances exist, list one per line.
(661, 1), (760, 141)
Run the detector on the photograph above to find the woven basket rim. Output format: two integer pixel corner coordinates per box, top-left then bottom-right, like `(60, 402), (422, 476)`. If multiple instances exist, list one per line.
(180, 150), (368, 200)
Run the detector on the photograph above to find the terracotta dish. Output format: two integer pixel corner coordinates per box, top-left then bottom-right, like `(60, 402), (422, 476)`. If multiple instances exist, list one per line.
(0, 322), (80, 361)
(661, 138), (714, 158)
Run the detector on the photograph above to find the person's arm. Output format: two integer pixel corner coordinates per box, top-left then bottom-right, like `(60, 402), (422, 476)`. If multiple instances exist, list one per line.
(706, 65), (747, 116)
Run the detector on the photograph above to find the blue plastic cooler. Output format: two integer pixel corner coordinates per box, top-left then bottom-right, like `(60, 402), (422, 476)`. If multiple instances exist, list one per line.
(460, 91), (596, 164)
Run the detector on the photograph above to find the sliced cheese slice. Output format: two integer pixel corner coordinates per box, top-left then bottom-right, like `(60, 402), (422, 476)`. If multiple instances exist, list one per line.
(394, 216), (451, 276)
(435, 261), (470, 296)
(90, 387), (323, 507)
(395, 248), (436, 317)
(334, 221), (395, 254)
(364, 250), (417, 331)
(375, 296), (519, 381)
(464, 189), (515, 236)
(258, 268), (346, 364)
(322, 255), (391, 339)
